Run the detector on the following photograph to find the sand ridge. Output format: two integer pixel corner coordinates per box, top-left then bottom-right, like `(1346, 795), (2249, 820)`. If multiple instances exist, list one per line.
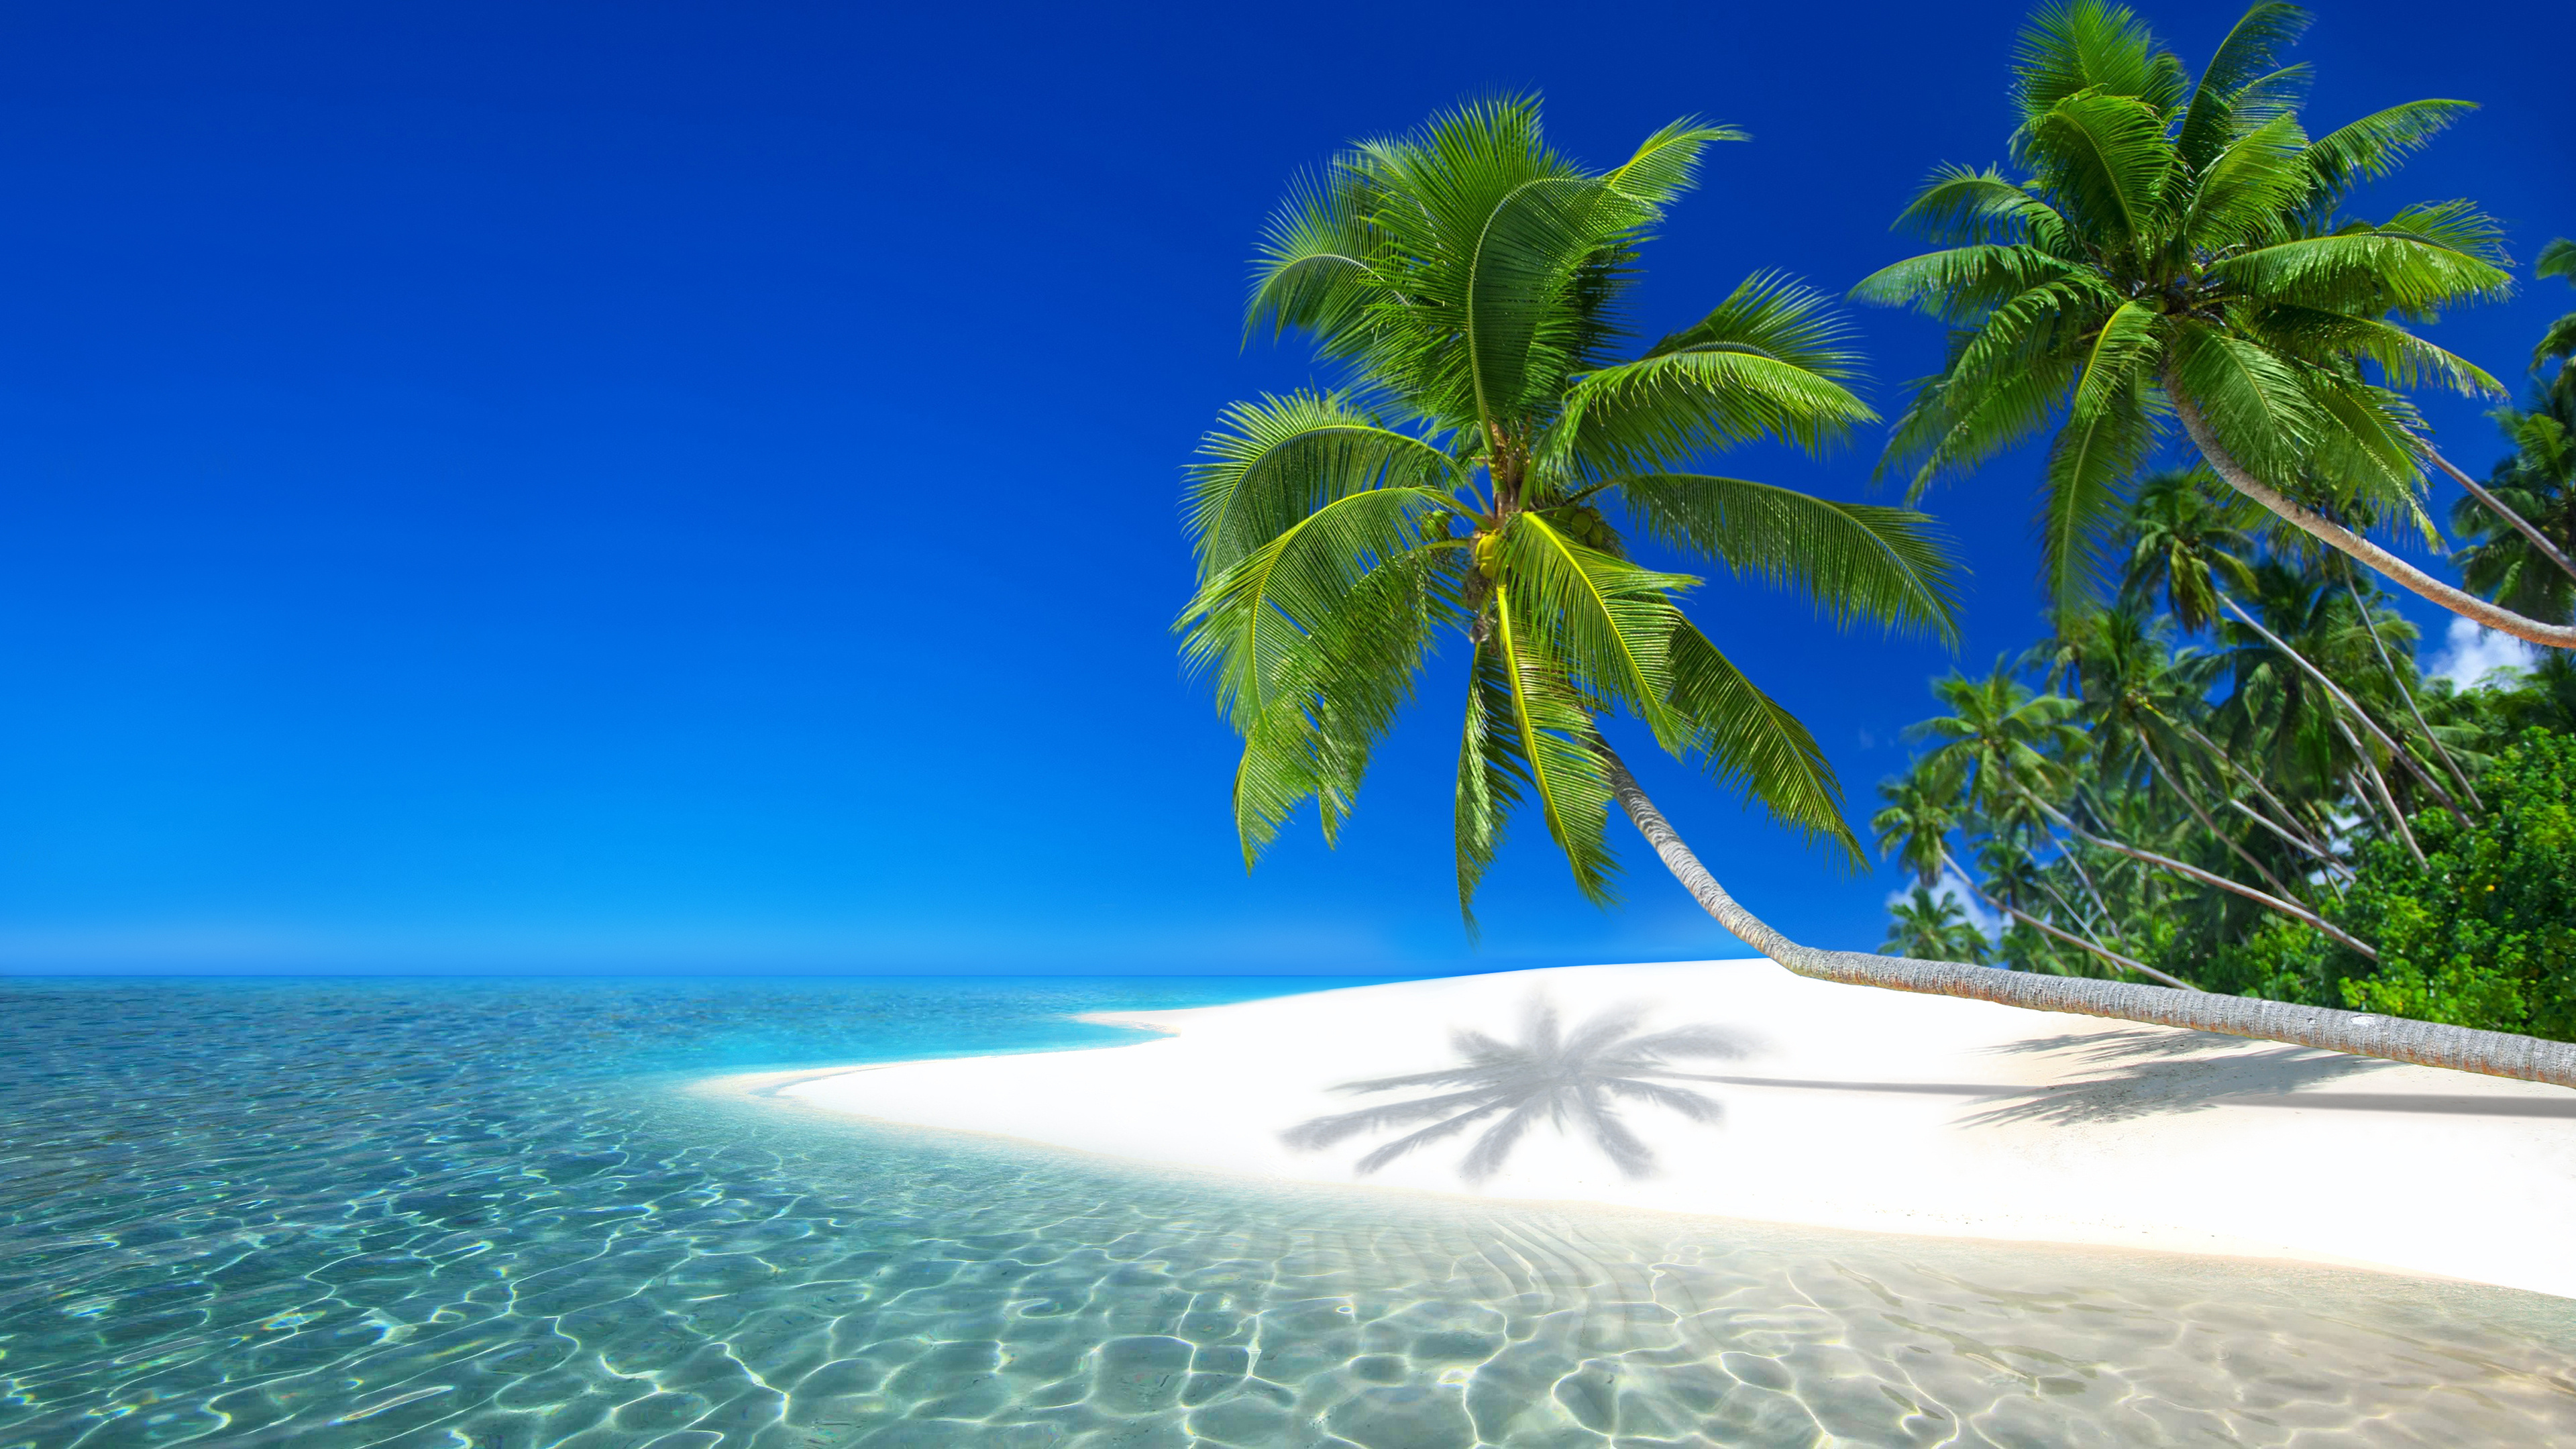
(722, 961), (2576, 1297)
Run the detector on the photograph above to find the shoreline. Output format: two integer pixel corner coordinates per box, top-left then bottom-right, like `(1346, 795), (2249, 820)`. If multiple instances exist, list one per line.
(701, 960), (2576, 1298)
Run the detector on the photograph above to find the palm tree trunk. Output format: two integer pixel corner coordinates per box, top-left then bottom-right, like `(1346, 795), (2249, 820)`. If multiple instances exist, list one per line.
(2173, 719), (2341, 861)
(2346, 582), (2482, 810)
(2020, 787), (2384, 961)
(2056, 845), (2129, 947)
(1593, 744), (2576, 1087)
(2135, 735), (2306, 905)
(2220, 598), (2469, 830)
(2226, 796), (2349, 877)
(2422, 444), (2576, 586)
(2170, 388), (2576, 650)
(2326, 711), (2428, 867)
(1937, 847), (2193, 989)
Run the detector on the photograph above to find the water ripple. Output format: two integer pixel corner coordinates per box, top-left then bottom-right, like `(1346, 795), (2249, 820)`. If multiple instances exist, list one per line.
(3, 977), (2571, 1448)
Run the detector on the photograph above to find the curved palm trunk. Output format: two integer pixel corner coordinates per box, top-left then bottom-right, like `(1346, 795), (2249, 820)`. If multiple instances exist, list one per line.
(1593, 745), (2576, 1089)
(2347, 582), (2481, 810)
(2170, 390), (2576, 650)
(1935, 846), (2192, 990)
(2021, 787), (2383, 960)
(2220, 598), (2464, 823)
(2135, 734), (2304, 905)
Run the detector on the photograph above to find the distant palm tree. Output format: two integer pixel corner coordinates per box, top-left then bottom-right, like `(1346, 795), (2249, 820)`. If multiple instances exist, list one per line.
(1281, 1002), (1754, 1181)
(1856, 2), (2573, 648)
(2533, 239), (2575, 388)
(2453, 398), (2576, 625)
(2116, 470), (2259, 633)
(2454, 252), (2576, 625)
(1907, 663), (2088, 815)
(1882, 886), (1991, 963)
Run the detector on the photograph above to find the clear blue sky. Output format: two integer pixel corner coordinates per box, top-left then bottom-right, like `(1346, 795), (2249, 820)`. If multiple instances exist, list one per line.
(2, 1), (2569, 975)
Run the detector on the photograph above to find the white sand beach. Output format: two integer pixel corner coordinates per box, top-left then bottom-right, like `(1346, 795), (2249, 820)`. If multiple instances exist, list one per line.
(720, 961), (2576, 1298)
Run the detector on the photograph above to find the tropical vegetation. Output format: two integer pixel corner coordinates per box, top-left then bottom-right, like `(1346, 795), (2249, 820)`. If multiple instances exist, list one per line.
(1178, 20), (2576, 1087)
(1177, 97), (1957, 926)
(1858, 0), (2576, 649)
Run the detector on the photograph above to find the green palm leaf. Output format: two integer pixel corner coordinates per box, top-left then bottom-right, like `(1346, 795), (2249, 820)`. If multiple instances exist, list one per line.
(1450, 641), (1532, 935)
(1490, 586), (1621, 904)
(1615, 474), (1961, 642)
(1665, 621), (1861, 862)
(1186, 390), (1462, 580)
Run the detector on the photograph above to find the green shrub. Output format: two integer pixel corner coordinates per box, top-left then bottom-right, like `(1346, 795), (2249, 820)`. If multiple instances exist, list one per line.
(2319, 730), (2576, 1042)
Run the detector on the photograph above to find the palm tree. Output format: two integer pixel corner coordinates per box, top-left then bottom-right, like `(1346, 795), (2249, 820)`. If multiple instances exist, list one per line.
(2116, 470), (2259, 633)
(1183, 97), (2576, 1088)
(1182, 97), (1955, 927)
(1856, 2), (2576, 649)
(2453, 393), (2576, 624)
(2533, 238), (2575, 392)
(1281, 1002), (1754, 1180)
(2454, 260), (2576, 625)
(1907, 663), (2088, 813)
(1868, 764), (1961, 887)
(1882, 885), (1992, 963)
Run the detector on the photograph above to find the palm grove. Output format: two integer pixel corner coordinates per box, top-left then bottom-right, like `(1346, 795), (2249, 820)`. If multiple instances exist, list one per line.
(1175, 1), (2576, 1087)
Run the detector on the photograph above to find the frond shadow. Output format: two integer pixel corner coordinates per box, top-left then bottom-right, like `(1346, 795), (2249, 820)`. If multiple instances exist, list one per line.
(1281, 998), (1766, 1182)
(1982, 1026), (2251, 1065)
(1961, 1039), (2396, 1128)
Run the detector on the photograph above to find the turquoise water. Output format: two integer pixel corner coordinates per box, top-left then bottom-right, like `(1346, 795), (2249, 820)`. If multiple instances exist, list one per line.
(4, 977), (2571, 1448)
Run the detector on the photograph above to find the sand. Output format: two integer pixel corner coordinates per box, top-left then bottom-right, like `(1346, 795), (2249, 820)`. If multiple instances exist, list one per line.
(724, 961), (2576, 1298)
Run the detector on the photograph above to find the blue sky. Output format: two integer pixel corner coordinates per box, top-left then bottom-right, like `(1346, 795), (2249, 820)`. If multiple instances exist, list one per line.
(1, 0), (2569, 975)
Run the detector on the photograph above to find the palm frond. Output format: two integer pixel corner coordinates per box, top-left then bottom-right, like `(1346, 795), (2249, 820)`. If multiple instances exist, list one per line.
(2041, 384), (2156, 623)
(1185, 390), (1462, 580)
(2019, 89), (2175, 258)
(1601, 117), (1745, 207)
(2210, 216), (2511, 320)
(1890, 165), (2068, 248)
(1552, 273), (1872, 478)
(1615, 473), (1962, 643)
(2011, 0), (2184, 121)
(1247, 158), (1381, 352)
(1453, 640), (1527, 934)
(1491, 585), (1622, 903)
(1501, 512), (1696, 745)
(2303, 99), (2477, 209)
(1665, 620), (1862, 863)
(2178, 2), (2312, 168)
(2247, 306), (2502, 397)
(1849, 244), (2080, 319)
(2169, 324), (2326, 485)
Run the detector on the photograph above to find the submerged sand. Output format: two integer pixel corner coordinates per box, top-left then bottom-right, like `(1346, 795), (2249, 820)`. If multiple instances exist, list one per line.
(718, 961), (2576, 1298)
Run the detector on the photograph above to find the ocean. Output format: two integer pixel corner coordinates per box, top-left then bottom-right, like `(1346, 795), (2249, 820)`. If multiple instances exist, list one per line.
(4, 975), (2570, 1447)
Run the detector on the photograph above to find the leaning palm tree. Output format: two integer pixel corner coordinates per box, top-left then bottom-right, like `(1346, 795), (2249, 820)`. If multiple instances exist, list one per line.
(1281, 1001), (1754, 1181)
(1181, 97), (2576, 1087)
(1181, 97), (1955, 922)
(1857, 1), (2576, 649)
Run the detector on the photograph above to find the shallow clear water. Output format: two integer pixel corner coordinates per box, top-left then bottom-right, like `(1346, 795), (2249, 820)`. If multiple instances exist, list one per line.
(3, 977), (2571, 1448)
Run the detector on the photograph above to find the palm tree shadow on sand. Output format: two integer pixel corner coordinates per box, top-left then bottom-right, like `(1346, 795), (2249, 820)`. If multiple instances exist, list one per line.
(1281, 1000), (1764, 1183)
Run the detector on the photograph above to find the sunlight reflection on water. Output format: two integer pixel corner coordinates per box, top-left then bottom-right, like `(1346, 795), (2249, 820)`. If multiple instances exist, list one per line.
(3, 977), (2570, 1448)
